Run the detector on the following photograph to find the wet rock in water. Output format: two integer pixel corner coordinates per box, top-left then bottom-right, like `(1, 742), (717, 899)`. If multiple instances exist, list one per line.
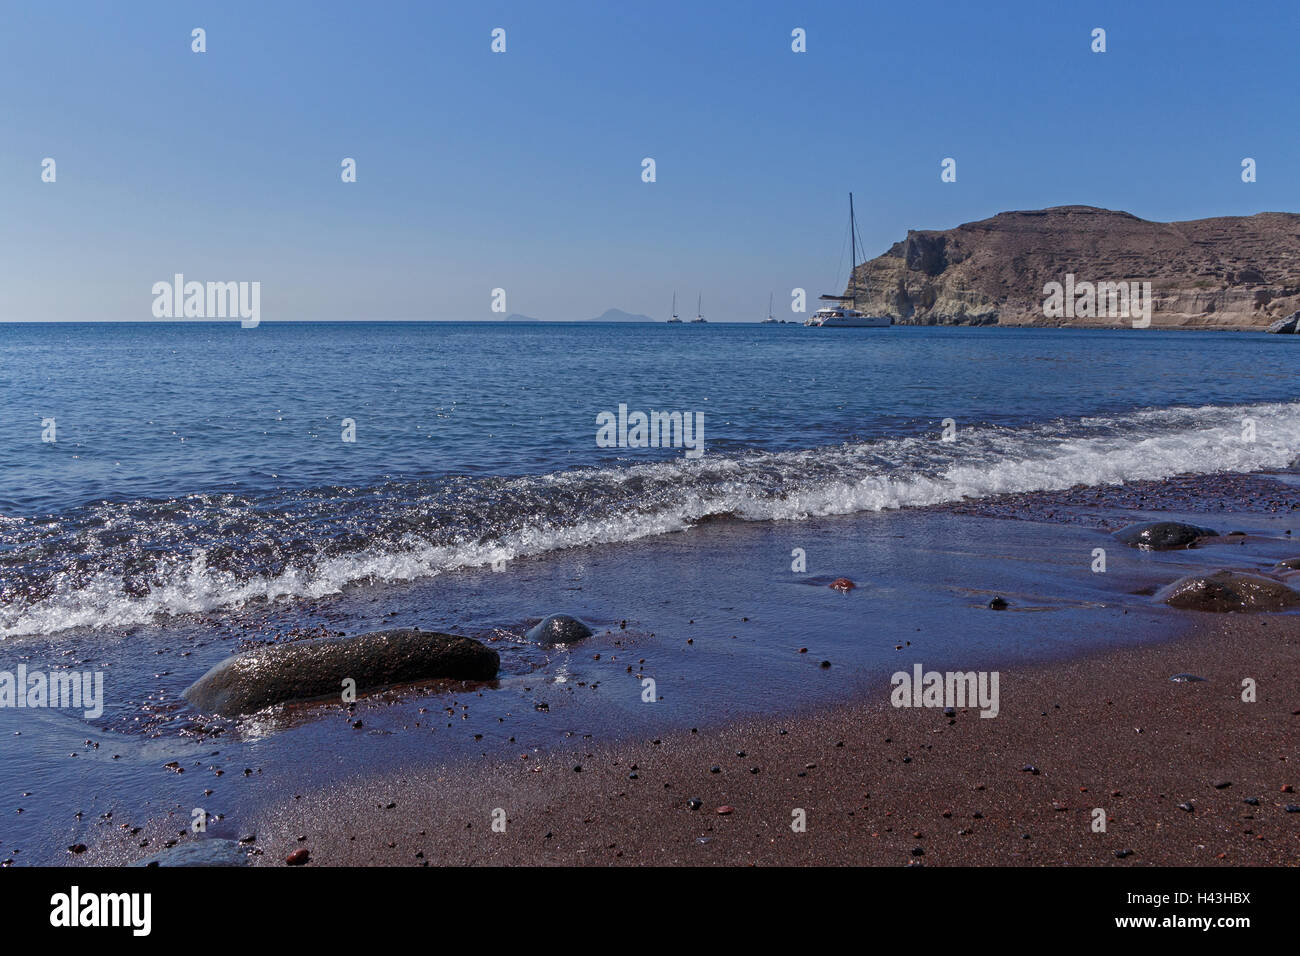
(1169, 673), (1207, 683)
(132, 839), (249, 867)
(829, 578), (856, 592)
(1114, 521), (1218, 551)
(1266, 310), (1299, 334)
(988, 596), (1009, 610)
(1156, 570), (1300, 613)
(184, 628), (500, 716)
(525, 614), (594, 645)
(1273, 557), (1300, 571)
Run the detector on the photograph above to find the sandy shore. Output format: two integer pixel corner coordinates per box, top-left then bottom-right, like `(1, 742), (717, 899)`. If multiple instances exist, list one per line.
(250, 613), (1299, 866)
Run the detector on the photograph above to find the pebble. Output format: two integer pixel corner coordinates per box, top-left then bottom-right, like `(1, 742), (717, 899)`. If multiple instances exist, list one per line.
(1213, 780), (1232, 789)
(988, 597), (1009, 610)
(286, 848), (310, 866)
(687, 798), (702, 811)
(1178, 801), (1195, 813)
(1115, 849), (1134, 859)
(1169, 674), (1207, 683)
(716, 806), (734, 815)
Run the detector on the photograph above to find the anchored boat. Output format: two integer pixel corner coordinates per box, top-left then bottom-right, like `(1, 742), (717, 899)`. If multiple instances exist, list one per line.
(806, 193), (891, 328)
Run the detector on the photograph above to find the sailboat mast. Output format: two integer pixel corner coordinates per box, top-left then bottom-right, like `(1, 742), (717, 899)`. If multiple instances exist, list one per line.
(849, 192), (856, 303)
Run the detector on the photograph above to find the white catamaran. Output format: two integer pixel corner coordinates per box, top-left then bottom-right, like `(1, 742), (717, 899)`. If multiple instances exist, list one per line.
(691, 293), (706, 322)
(806, 193), (891, 328)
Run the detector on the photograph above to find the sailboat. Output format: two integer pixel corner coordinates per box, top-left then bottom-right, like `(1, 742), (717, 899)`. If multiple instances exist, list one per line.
(690, 293), (706, 322)
(761, 292), (777, 324)
(805, 193), (891, 328)
(667, 292), (682, 322)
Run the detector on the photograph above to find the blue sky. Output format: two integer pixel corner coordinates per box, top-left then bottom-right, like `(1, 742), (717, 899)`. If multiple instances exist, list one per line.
(2, 0), (1297, 322)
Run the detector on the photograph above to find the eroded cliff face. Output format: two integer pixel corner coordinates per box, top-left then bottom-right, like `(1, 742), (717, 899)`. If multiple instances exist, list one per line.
(849, 206), (1300, 328)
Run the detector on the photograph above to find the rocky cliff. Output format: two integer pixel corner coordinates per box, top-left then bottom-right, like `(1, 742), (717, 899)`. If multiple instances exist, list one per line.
(848, 206), (1300, 329)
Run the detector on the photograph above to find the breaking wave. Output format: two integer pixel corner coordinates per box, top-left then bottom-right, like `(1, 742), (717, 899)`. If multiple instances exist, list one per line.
(2, 401), (1297, 638)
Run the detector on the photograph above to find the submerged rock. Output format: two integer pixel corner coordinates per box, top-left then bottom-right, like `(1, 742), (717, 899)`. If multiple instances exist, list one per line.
(184, 628), (500, 716)
(829, 577), (856, 591)
(1114, 521), (1218, 551)
(1273, 557), (1300, 571)
(1156, 570), (1300, 613)
(132, 839), (249, 867)
(525, 614), (594, 645)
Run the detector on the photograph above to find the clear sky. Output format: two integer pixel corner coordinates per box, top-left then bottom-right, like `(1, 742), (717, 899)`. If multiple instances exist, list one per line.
(3, 0), (1297, 323)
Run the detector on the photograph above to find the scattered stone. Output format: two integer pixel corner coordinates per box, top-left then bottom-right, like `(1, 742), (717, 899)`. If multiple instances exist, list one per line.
(687, 798), (702, 811)
(525, 614), (594, 645)
(1213, 780), (1232, 790)
(1114, 521), (1218, 551)
(716, 805), (734, 815)
(829, 578), (856, 591)
(1115, 848), (1134, 859)
(1169, 673), (1207, 683)
(988, 597), (1009, 610)
(1178, 801), (1195, 813)
(285, 848), (310, 866)
(1157, 570), (1300, 613)
(1243, 797), (1260, 806)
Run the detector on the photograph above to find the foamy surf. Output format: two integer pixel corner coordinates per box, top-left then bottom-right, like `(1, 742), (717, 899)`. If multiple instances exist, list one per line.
(2, 401), (1297, 638)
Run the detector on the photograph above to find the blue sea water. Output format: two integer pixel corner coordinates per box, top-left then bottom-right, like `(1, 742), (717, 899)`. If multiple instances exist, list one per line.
(3, 319), (1299, 863)
(1, 320), (1297, 638)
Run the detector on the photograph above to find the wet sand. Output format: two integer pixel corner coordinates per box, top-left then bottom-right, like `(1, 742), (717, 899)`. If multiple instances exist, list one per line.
(249, 613), (1299, 866)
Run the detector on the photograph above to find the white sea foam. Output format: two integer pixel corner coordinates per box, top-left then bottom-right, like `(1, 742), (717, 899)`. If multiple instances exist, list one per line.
(3, 401), (1297, 638)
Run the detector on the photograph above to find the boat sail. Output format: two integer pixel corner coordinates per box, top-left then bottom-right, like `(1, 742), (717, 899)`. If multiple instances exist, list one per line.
(761, 292), (777, 323)
(668, 292), (682, 322)
(806, 193), (891, 328)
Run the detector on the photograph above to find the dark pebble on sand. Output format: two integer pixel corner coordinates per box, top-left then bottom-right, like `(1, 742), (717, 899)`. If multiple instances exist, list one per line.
(1115, 849), (1134, 859)
(1021, 765), (1040, 775)
(1244, 797), (1260, 806)
(1169, 674), (1207, 683)
(1286, 805), (1300, 813)
(687, 798), (702, 811)
(573, 765), (582, 772)
(286, 848), (310, 866)
(628, 772), (637, 780)
(710, 765), (721, 773)
(67, 844), (87, 854)
(1178, 802), (1195, 813)
(716, 806), (734, 815)
(1214, 780), (1232, 789)
(911, 846), (924, 856)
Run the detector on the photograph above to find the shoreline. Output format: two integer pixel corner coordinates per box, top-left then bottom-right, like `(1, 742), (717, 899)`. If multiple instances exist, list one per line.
(240, 613), (1299, 866)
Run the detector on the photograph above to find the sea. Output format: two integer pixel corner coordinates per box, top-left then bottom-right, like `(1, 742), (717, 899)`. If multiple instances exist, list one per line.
(1, 320), (1297, 862)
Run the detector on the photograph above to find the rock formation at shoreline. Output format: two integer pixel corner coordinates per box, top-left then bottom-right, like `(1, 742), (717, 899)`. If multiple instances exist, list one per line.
(848, 205), (1300, 329)
(184, 628), (499, 716)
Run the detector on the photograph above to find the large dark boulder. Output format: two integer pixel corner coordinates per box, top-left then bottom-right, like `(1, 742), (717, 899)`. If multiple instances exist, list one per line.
(525, 614), (594, 645)
(1157, 570), (1300, 612)
(1266, 311), (1299, 334)
(1114, 521), (1218, 551)
(184, 628), (499, 716)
